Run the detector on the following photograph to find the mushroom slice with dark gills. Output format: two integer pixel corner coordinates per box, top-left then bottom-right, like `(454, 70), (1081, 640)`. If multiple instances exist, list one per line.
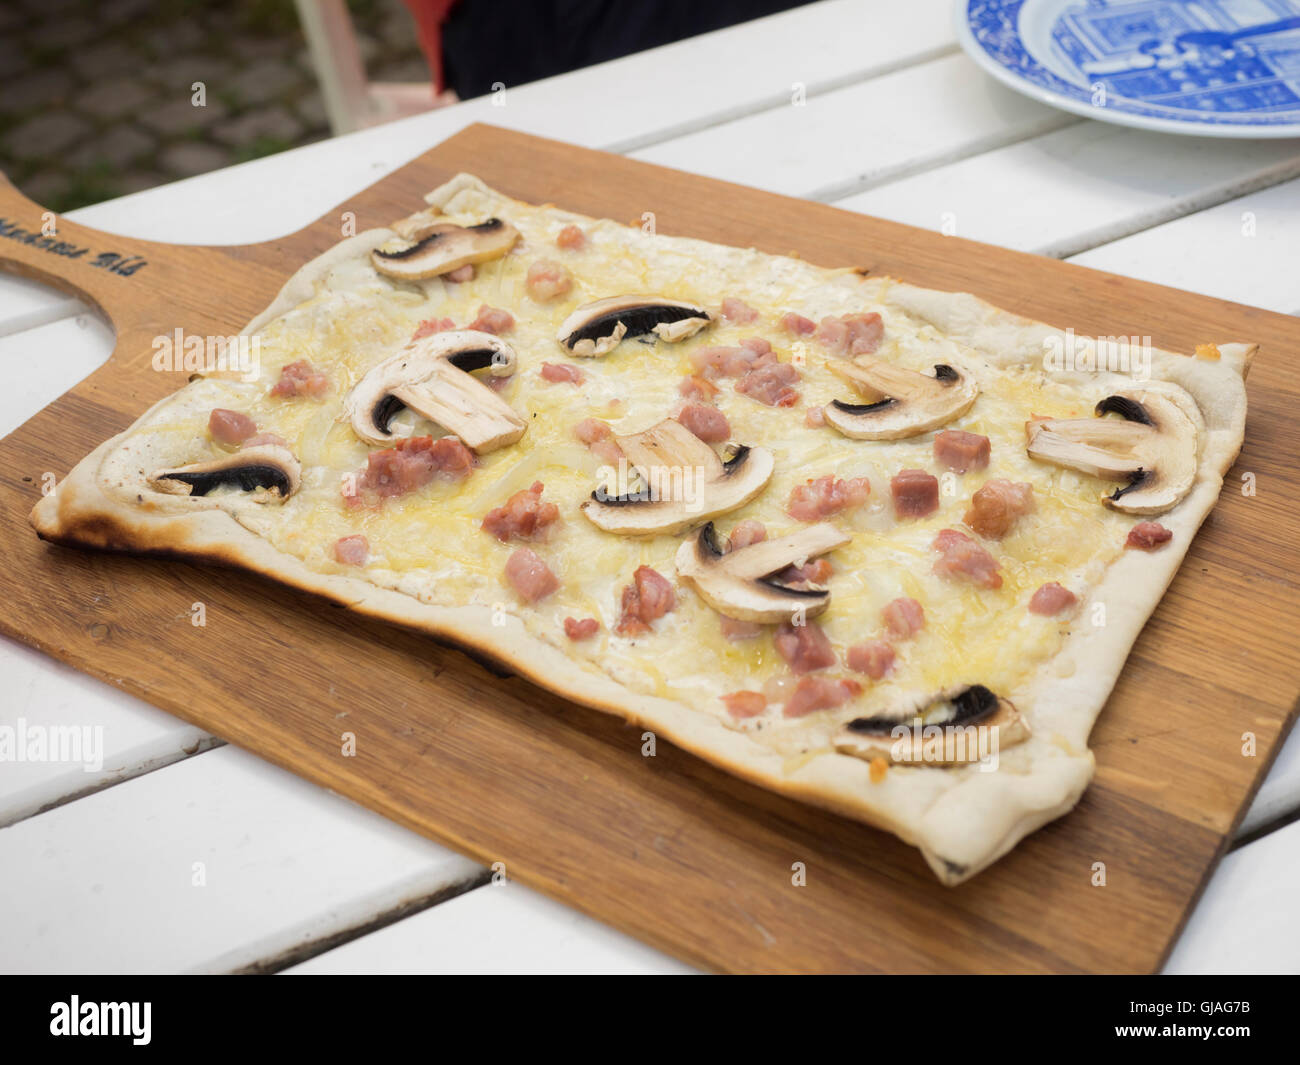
(823, 357), (978, 440)
(581, 418), (774, 536)
(1025, 388), (1199, 515)
(556, 295), (712, 357)
(148, 444), (301, 501)
(675, 521), (850, 623)
(371, 217), (519, 281)
(835, 684), (1030, 767)
(344, 330), (525, 453)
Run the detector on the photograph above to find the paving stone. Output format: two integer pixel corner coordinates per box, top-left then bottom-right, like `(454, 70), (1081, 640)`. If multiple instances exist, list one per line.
(73, 41), (138, 81)
(74, 78), (154, 120)
(0, 38), (33, 83)
(19, 0), (77, 15)
(2, 67), (75, 113)
(35, 15), (100, 51)
(3, 112), (91, 155)
(66, 125), (155, 170)
(138, 96), (229, 137)
(211, 106), (305, 148)
(0, 7), (28, 33)
(235, 35), (298, 62)
(98, 0), (153, 26)
(226, 58), (300, 107)
(158, 140), (233, 178)
(146, 53), (236, 93)
(141, 18), (206, 57)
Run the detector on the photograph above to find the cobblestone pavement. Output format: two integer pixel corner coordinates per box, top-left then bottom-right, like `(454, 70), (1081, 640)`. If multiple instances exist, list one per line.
(0, 0), (431, 212)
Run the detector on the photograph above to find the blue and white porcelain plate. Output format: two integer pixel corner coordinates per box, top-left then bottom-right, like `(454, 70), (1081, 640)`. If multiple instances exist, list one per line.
(956, 0), (1300, 136)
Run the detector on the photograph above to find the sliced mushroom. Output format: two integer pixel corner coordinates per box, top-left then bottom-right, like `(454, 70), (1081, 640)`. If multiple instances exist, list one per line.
(675, 521), (849, 622)
(835, 684), (1029, 766)
(581, 418), (773, 536)
(148, 444), (301, 501)
(823, 358), (977, 440)
(344, 330), (525, 453)
(1025, 389), (1199, 514)
(556, 295), (712, 357)
(371, 218), (519, 281)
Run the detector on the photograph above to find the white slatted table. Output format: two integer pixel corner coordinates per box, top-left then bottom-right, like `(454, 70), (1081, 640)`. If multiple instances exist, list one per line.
(1, 0), (1297, 975)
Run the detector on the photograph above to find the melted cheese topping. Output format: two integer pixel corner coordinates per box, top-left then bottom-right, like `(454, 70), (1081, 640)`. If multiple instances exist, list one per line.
(118, 195), (1144, 759)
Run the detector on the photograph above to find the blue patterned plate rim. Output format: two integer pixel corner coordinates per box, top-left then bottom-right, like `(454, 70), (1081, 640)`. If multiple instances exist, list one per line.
(954, 0), (1300, 138)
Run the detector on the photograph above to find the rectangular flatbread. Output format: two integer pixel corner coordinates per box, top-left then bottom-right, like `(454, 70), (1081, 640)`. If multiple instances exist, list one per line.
(31, 174), (1252, 883)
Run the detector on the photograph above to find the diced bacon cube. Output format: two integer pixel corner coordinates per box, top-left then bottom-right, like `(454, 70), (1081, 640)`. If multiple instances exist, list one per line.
(468, 304), (515, 334)
(1028, 582), (1077, 616)
(815, 312), (883, 357)
(556, 224), (586, 250)
(721, 690), (768, 719)
(933, 429), (990, 473)
(1125, 521), (1172, 550)
(412, 317), (456, 340)
(525, 259), (572, 301)
(333, 535), (369, 565)
(891, 468), (939, 519)
(614, 565), (676, 637)
(719, 297), (759, 324)
(270, 359), (330, 398)
(774, 619), (837, 674)
(847, 639), (895, 680)
(964, 479), (1035, 540)
(787, 475), (871, 522)
(781, 312), (816, 336)
(932, 528), (1002, 589)
(676, 402), (730, 442)
(540, 361), (585, 385)
(564, 616), (600, 640)
(727, 519), (767, 551)
(504, 547), (558, 602)
(208, 408), (257, 445)
(882, 597), (924, 639)
(481, 481), (559, 542)
(783, 676), (860, 718)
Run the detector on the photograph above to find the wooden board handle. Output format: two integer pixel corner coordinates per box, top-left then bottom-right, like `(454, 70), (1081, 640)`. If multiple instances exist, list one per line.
(0, 173), (167, 331)
(0, 173), (309, 382)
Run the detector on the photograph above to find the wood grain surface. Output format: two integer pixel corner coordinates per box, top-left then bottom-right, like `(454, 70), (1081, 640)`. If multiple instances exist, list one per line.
(1, 124), (1296, 973)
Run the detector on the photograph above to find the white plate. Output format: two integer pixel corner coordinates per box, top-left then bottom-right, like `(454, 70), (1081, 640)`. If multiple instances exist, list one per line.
(955, 0), (1300, 137)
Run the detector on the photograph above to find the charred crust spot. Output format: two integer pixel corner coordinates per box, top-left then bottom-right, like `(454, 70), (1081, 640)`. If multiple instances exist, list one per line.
(932, 364), (960, 383)
(1095, 395), (1153, 425)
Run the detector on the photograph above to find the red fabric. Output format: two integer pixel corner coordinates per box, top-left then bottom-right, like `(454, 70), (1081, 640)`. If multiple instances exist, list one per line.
(402, 0), (459, 93)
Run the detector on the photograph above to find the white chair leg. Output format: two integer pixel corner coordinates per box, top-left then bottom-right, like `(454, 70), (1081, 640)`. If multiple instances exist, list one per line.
(294, 0), (373, 135)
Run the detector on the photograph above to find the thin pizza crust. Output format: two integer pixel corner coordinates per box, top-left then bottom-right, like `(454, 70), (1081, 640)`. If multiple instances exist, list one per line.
(30, 174), (1252, 884)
